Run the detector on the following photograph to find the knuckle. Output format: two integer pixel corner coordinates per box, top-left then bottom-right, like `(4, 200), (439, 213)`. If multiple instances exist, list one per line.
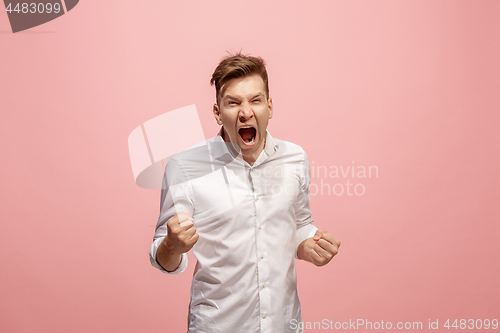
(178, 211), (191, 220)
(167, 216), (178, 226)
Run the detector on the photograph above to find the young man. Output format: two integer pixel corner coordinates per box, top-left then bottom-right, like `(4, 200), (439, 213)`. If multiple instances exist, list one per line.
(149, 54), (340, 333)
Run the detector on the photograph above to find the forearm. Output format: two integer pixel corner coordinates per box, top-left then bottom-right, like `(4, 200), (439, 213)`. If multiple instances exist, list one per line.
(156, 240), (183, 272)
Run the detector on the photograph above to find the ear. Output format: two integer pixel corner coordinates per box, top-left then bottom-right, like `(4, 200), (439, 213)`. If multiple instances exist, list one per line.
(213, 104), (223, 125)
(268, 98), (274, 120)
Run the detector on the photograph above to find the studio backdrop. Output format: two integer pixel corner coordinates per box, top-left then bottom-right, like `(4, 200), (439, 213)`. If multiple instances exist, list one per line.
(1, 1), (499, 332)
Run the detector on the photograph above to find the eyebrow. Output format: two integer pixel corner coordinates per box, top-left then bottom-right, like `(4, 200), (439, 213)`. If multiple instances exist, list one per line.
(223, 95), (239, 101)
(250, 93), (264, 100)
(223, 93), (264, 101)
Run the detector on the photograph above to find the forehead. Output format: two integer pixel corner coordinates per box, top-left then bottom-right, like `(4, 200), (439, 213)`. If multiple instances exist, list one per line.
(221, 74), (266, 99)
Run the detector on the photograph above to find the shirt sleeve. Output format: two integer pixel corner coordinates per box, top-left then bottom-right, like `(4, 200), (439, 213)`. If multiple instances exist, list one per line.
(294, 149), (318, 258)
(149, 158), (194, 274)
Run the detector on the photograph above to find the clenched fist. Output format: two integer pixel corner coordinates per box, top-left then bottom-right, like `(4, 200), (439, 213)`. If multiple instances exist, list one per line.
(298, 229), (340, 267)
(157, 211), (199, 272)
(165, 210), (199, 255)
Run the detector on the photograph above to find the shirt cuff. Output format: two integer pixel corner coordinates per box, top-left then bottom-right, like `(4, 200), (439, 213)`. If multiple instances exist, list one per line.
(149, 237), (188, 274)
(295, 223), (318, 259)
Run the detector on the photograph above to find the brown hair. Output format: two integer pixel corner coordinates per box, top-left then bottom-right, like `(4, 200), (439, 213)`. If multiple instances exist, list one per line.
(210, 53), (269, 105)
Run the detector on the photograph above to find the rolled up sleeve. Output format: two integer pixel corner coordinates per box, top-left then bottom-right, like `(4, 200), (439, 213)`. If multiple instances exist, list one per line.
(149, 238), (188, 274)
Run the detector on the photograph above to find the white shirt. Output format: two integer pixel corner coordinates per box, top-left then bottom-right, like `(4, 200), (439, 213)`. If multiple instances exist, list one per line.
(149, 131), (317, 333)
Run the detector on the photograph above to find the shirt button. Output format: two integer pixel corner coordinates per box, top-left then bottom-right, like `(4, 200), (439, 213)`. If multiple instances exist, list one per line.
(262, 314), (267, 319)
(262, 283), (266, 288)
(255, 195), (259, 201)
(258, 225), (262, 229)
(260, 254), (265, 259)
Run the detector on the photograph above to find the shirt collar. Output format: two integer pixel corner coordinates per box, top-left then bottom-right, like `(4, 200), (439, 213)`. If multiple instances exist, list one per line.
(263, 130), (279, 156)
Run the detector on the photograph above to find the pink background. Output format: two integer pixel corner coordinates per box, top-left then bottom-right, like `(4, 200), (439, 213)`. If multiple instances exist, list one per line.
(1, 0), (499, 332)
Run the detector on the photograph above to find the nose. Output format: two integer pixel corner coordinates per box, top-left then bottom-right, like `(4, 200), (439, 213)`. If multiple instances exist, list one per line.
(238, 102), (253, 121)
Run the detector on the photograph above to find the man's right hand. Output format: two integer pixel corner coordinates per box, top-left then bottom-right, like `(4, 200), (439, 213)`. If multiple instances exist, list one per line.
(156, 211), (199, 272)
(165, 210), (199, 255)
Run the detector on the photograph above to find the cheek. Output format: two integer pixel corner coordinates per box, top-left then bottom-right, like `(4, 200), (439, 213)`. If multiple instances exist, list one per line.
(257, 115), (270, 129)
(221, 115), (236, 127)
(221, 117), (237, 136)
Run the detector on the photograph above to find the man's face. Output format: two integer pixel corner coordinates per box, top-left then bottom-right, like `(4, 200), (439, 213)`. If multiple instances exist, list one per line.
(213, 74), (273, 161)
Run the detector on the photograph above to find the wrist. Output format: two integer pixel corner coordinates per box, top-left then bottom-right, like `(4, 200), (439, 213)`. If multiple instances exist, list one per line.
(157, 240), (183, 272)
(297, 238), (314, 262)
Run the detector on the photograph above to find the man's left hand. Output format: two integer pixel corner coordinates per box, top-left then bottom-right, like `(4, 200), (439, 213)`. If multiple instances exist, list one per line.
(298, 229), (340, 266)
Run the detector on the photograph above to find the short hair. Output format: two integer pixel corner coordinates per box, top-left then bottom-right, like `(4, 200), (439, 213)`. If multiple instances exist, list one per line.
(210, 53), (269, 106)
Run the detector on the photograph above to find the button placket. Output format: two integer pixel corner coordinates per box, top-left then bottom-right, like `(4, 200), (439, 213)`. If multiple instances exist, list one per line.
(251, 165), (272, 332)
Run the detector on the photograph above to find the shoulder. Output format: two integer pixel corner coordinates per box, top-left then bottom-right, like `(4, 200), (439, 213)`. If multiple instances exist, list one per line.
(272, 138), (308, 160)
(169, 135), (218, 165)
(165, 135), (228, 184)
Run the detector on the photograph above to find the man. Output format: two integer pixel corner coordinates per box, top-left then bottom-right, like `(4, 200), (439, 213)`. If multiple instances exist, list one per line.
(149, 53), (340, 332)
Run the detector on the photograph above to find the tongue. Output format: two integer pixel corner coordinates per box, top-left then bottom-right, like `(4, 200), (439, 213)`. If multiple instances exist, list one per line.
(239, 128), (255, 142)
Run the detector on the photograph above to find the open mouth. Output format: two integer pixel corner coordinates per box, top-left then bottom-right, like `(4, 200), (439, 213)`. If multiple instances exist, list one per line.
(238, 126), (256, 145)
